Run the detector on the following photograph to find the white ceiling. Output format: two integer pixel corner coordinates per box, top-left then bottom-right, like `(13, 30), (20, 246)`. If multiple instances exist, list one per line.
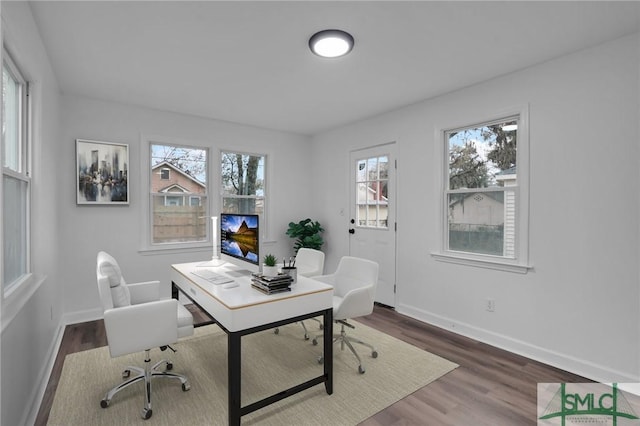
(28, 1), (640, 136)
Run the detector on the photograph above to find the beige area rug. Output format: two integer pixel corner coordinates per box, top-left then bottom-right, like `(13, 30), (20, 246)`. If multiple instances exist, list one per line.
(48, 320), (457, 425)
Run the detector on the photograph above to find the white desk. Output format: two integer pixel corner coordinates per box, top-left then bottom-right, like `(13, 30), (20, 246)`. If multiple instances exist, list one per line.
(171, 262), (334, 425)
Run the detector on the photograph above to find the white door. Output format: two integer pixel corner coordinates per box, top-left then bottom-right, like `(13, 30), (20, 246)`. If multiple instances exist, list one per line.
(349, 143), (397, 308)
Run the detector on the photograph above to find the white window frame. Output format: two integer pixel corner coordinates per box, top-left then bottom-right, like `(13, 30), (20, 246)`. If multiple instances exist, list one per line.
(432, 105), (531, 274)
(164, 195), (183, 207)
(2, 48), (32, 296)
(140, 136), (211, 254)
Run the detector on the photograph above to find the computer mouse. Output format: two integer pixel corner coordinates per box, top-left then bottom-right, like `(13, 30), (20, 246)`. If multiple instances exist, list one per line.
(222, 282), (239, 289)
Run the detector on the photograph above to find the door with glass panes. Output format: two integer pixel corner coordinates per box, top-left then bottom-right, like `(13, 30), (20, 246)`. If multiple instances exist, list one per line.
(349, 143), (397, 308)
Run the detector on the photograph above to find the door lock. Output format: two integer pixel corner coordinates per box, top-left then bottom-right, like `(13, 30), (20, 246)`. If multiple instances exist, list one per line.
(348, 228), (355, 234)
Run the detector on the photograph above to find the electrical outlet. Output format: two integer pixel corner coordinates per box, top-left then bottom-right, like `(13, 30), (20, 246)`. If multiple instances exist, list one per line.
(486, 298), (495, 312)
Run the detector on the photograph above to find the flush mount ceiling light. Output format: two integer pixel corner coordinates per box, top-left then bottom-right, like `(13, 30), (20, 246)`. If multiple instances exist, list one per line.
(309, 29), (354, 58)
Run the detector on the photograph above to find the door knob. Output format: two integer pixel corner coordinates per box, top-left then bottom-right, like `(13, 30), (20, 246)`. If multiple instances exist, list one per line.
(349, 228), (355, 234)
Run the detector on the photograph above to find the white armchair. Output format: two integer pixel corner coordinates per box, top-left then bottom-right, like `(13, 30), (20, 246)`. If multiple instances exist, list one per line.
(96, 251), (194, 420)
(312, 256), (379, 374)
(295, 248), (325, 278)
(274, 248), (326, 339)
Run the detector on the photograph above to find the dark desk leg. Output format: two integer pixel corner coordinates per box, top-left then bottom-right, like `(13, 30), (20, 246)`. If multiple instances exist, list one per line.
(171, 282), (179, 300)
(323, 308), (333, 394)
(228, 331), (242, 426)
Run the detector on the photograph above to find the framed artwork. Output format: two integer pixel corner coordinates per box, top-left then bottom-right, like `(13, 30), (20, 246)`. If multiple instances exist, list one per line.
(76, 139), (129, 205)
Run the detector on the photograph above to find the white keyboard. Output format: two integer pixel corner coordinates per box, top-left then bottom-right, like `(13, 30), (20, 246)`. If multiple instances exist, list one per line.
(191, 269), (235, 285)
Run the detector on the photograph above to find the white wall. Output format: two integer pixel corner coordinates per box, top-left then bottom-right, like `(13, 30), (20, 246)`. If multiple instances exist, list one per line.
(311, 33), (640, 382)
(59, 95), (314, 320)
(1, 2), (63, 425)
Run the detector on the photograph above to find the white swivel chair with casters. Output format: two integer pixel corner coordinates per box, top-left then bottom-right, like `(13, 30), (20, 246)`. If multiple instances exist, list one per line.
(312, 256), (379, 374)
(96, 251), (194, 420)
(274, 248), (325, 339)
(295, 248), (325, 277)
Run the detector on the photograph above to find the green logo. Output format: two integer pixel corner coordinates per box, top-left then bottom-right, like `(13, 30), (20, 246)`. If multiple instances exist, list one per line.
(539, 383), (639, 425)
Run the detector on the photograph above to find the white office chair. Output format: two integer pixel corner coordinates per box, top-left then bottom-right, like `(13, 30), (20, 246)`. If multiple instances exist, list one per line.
(312, 256), (379, 374)
(96, 251), (194, 420)
(295, 248), (325, 277)
(274, 248), (325, 339)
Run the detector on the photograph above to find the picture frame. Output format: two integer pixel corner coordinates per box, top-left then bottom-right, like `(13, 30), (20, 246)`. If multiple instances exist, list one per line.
(76, 139), (129, 205)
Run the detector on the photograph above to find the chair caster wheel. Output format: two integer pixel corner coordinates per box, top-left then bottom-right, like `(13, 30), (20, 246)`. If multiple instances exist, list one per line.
(304, 334), (310, 340)
(122, 369), (131, 379)
(274, 328), (279, 335)
(142, 408), (152, 420)
(182, 382), (191, 391)
(317, 356), (324, 364)
(372, 351), (378, 358)
(166, 362), (173, 371)
(358, 365), (366, 374)
(100, 399), (110, 408)
(312, 338), (318, 346)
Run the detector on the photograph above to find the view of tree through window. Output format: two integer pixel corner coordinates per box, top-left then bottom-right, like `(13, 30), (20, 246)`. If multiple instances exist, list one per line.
(221, 151), (265, 215)
(446, 118), (518, 257)
(150, 144), (208, 244)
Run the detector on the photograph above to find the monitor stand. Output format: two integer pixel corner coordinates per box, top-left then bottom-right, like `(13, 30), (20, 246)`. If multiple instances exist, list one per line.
(197, 257), (226, 268)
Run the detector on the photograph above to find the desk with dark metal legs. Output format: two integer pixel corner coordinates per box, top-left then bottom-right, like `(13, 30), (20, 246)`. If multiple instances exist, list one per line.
(171, 262), (333, 426)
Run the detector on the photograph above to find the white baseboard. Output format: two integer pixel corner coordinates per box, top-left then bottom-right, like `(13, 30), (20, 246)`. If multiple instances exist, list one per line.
(24, 319), (66, 426)
(63, 307), (103, 325)
(27, 308), (103, 425)
(397, 303), (637, 384)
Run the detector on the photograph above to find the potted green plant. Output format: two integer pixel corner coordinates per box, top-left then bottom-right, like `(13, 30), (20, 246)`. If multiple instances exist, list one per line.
(262, 253), (279, 277)
(286, 218), (324, 253)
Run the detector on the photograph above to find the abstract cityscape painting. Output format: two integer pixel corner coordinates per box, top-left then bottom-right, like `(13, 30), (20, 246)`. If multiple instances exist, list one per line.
(76, 139), (129, 205)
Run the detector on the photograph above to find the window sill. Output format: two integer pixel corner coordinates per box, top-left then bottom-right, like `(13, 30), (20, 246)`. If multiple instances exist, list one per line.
(431, 252), (532, 274)
(138, 239), (278, 256)
(138, 245), (211, 256)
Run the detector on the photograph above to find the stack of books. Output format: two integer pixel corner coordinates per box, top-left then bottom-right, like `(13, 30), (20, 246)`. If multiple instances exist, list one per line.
(251, 273), (293, 295)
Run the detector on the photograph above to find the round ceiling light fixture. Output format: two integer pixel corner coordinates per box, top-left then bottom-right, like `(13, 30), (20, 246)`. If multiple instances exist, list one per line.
(309, 29), (354, 58)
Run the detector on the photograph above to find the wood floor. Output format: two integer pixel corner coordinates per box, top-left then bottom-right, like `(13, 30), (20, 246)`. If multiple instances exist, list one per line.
(35, 305), (588, 426)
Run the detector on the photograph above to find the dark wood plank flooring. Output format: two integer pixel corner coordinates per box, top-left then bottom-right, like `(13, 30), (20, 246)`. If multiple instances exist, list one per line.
(35, 305), (589, 425)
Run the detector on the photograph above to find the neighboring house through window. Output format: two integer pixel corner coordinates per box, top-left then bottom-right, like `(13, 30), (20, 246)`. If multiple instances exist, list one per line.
(436, 111), (530, 273)
(143, 145), (267, 249)
(149, 145), (208, 245)
(356, 155), (389, 228)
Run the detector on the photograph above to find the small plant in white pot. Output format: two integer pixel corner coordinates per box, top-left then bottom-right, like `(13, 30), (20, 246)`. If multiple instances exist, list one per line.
(262, 254), (279, 277)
